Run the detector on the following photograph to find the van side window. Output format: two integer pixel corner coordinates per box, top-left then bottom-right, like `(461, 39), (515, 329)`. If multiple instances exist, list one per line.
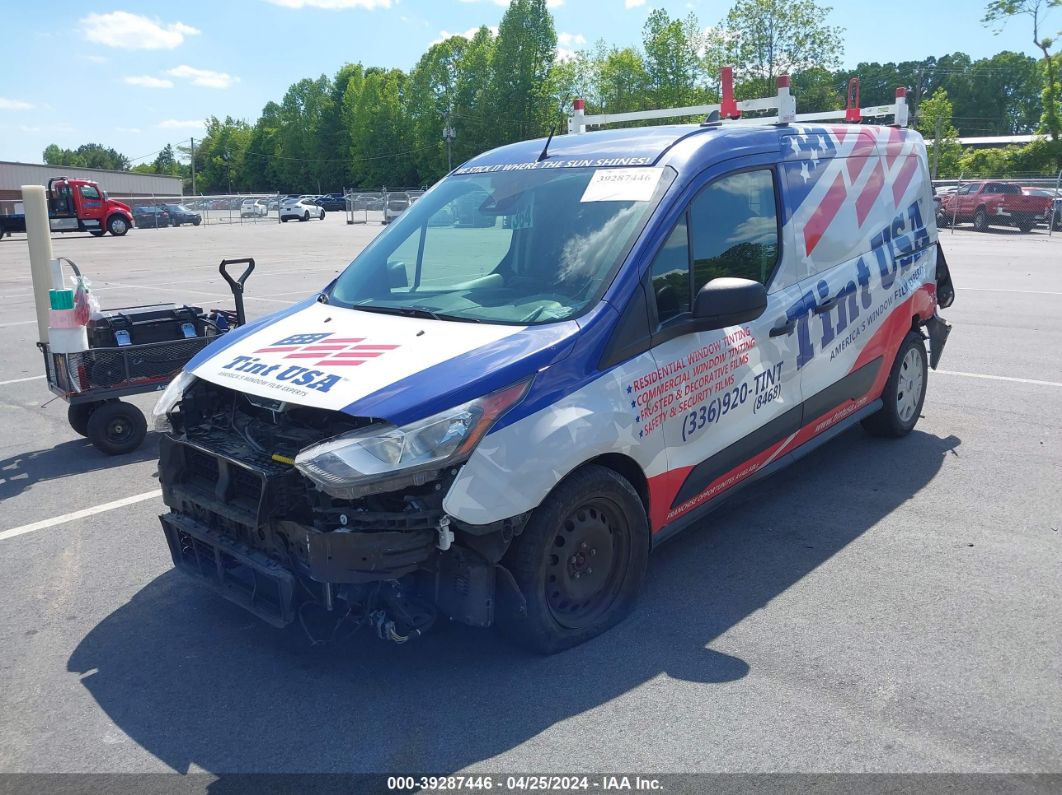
(689, 169), (779, 290)
(650, 218), (690, 324)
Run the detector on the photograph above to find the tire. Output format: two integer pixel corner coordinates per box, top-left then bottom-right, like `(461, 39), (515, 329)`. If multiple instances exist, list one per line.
(1016, 213), (1034, 233)
(301, 211), (309, 222)
(319, 210), (325, 220)
(68, 401), (105, 436)
(500, 465), (649, 653)
(193, 218), (201, 226)
(90, 230), (106, 237)
(107, 214), (129, 236)
(281, 217), (289, 223)
(86, 400), (147, 455)
(862, 331), (928, 439)
(973, 207), (989, 233)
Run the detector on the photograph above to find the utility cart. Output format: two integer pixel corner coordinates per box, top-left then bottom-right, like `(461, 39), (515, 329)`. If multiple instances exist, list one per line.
(39, 257), (255, 455)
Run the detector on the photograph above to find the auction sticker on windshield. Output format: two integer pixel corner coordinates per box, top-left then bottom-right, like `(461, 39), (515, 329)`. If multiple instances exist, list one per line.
(580, 167), (665, 202)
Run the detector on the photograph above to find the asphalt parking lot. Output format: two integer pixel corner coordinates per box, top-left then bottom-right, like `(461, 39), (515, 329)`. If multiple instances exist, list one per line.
(0, 219), (1059, 776)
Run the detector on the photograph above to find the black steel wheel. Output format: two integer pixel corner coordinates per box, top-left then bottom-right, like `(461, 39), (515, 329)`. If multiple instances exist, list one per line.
(68, 401), (105, 436)
(86, 400), (147, 456)
(501, 465), (649, 653)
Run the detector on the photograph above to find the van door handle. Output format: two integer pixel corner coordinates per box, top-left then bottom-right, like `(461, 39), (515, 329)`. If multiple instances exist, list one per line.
(813, 296), (842, 314)
(769, 318), (796, 337)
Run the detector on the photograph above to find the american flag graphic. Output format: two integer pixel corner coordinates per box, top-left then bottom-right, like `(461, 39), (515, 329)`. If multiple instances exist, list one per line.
(255, 332), (399, 367)
(783, 125), (921, 260)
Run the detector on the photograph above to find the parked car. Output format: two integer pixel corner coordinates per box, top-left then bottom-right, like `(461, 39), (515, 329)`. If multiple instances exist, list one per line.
(1021, 187), (1062, 229)
(937, 181), (1051, 232)
(240, 199), (269, 218)
(160, 203), (202, 227)
(279, 196), (326, 222)
(382, 193), (410, 224)
(132, 205), (170, 228)
(153, 114), (954, 652)
(315, 193), (346, 212)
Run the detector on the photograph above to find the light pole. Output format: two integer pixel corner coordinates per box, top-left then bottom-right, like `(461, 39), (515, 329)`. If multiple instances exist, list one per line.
(442, 112), (456, 172)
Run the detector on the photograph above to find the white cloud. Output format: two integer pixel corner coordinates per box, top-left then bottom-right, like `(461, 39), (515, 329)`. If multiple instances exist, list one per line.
(83, 54), (108, 64)
(167, 65), (239, 89)
(159, 119), (206, 130)
(80, 12), (200, 50)
(0, 97), (34, 111)
(116, 127), (142, 134)
(124, 75), (175, 89)
(557, 32), (586, 46)
(547, 0), (564, 7)
(624, 0), (646, 7)
(460, 0), (560, 6)
(264, 0), (391, 8)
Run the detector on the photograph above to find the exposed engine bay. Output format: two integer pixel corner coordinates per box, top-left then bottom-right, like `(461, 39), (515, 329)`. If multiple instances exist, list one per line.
(158, 378), (528, 644)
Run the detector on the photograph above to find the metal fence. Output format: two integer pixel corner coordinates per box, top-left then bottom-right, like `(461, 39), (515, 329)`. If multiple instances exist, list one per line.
(345, 188), (425, 226)
(115, 193), (283, 228)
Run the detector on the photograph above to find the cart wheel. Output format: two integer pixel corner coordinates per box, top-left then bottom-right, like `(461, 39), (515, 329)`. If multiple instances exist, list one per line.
(68, 401), (106, 437)
(86, 401), (147, 456)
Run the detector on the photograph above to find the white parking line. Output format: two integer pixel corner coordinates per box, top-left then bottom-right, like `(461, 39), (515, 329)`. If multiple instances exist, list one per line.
(102, 281), (297, 305)
(957, 287), (1062, 296)
(0, 490), (162, 542)
(0, 375), (44, 386)
(935, 370), (1062, 388)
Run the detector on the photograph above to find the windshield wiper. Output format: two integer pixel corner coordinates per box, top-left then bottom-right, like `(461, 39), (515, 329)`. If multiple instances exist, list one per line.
(350, 304), (481, 323)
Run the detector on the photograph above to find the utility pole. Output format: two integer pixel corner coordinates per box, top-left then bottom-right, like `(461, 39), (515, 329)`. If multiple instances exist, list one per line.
(190, 137), (196, 196)
(442, 111), (456, 172)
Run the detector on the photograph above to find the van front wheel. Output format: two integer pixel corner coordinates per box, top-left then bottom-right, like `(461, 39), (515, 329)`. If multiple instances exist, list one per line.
(501, 465), (649, 653)
(862, 331), (928, 438)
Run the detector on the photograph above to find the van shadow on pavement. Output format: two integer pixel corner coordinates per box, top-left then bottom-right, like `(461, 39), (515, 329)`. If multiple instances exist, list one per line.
(67, 427), (960, 774)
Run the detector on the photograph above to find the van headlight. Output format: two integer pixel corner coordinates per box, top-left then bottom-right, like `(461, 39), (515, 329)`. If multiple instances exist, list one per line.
(151, 370), (196, 433)
(295, 379), (531, 499)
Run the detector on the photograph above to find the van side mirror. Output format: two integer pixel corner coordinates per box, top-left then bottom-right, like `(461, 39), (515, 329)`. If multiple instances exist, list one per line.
(692, 277), (767, 329)
(387, 261), (409, 289)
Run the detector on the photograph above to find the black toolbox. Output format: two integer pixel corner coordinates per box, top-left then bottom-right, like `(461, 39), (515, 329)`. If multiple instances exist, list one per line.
(87, 304), (206, 348)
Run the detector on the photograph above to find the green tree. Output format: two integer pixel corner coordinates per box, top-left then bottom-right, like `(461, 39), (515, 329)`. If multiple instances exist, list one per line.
(642, 10), (708, 109)
(983, 0), (1061, 144)
(451, 27), (496, 165)
(409, 37), (469, 181)
(350, 68), (415, 188)
(42, 143), (130, 170)
(596, 46), (653, 119)
(275, 75), (334, 192)
(195, 116), (252, 193)
(720, 0), (844, 99)
(916, 89), (962, 178)
(490, 0), (558, 146)
(151, 144), (181, 176)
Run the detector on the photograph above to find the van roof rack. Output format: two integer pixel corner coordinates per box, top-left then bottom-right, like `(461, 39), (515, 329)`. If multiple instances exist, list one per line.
(567, 68), (910, 135)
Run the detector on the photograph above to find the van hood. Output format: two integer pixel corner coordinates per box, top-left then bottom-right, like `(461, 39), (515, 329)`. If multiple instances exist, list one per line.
(187, 301), (579, 423)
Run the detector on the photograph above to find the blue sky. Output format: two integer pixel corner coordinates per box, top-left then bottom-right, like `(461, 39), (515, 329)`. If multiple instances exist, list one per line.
(0, 0), (1052, 165)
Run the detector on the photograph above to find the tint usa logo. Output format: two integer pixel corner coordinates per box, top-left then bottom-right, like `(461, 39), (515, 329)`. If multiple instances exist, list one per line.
(220, 332), (401, 393)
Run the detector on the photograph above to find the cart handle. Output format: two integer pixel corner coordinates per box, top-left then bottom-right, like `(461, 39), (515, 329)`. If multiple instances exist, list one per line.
(219, 258), (255, 326)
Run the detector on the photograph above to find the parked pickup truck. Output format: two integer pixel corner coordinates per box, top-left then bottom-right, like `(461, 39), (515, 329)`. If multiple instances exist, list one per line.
(0, 176), (134, 238)
(937, 181), (1052, 233)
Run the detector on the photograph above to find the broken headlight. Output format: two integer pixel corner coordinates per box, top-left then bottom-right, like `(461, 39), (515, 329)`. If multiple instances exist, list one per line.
(151, 370), (197, 433)
(294, 379), (531, 498)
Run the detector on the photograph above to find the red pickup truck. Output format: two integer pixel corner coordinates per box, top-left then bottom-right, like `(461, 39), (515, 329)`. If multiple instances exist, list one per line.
(937, 181), (1052, 233)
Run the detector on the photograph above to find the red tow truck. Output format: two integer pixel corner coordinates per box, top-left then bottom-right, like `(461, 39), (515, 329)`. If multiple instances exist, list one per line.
(0, 177), (135, 238)
(937, 180), (1053, 233)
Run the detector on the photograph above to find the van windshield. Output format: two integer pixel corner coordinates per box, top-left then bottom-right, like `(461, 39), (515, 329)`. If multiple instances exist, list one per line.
(329, 166), (674, 325)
